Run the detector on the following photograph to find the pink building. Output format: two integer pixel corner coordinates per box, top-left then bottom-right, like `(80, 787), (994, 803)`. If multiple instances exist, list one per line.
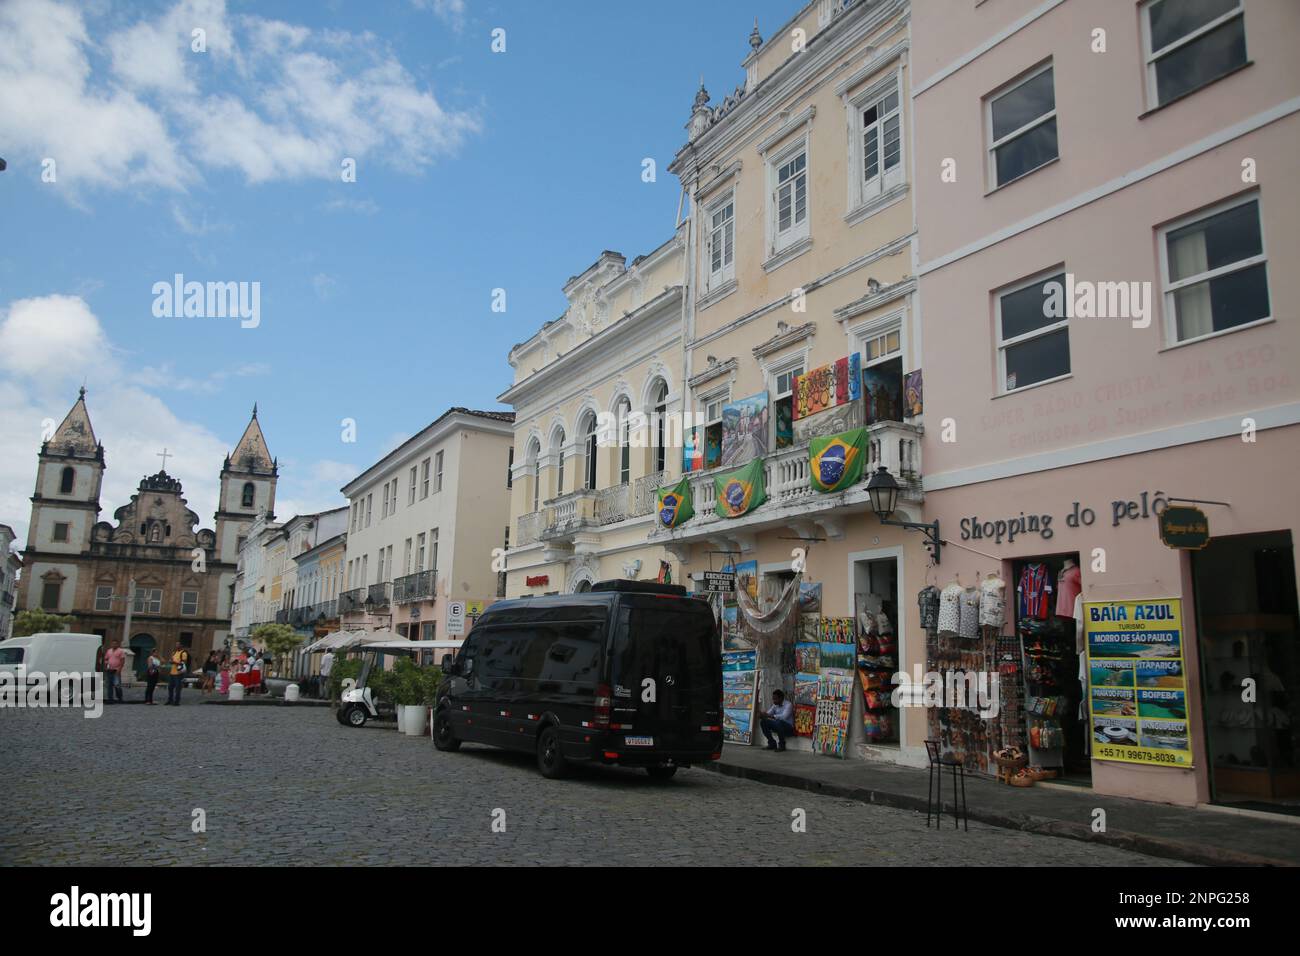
(912, 0), (1300, 811)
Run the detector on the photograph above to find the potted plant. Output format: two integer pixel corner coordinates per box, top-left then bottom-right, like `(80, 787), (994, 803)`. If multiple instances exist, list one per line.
(391, 658), (426, 736)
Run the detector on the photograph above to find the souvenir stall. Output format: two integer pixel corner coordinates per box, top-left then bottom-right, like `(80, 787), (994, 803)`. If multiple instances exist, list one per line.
(855, 582), (899, 745)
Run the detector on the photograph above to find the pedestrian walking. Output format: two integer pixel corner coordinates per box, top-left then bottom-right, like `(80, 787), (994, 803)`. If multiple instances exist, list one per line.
(200, 651), (219, 694)
(165, 644), (190, 706)
(103, 639), (126, 705)
(143, 651), (162, 704)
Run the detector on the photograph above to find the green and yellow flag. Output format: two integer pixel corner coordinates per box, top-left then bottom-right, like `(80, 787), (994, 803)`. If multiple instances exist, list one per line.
(655, 478), (694, 529)
(714, 459), (767, 518)
(809, 428), (866, 493)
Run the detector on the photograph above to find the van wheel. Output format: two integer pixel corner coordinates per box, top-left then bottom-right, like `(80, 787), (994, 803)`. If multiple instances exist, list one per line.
(537, 726), (569, 779)
(432, 712), (461, 752)
(646, 766), (678, 781)
(344, 705), (368, 728)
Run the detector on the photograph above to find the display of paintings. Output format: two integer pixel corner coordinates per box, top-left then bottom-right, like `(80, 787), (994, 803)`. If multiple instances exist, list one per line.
(817, 617), (855, 669)
(720, 391), (770, 467)
(813, 617), (855, 758)
(794, 615), (820, 739)
(794, 704), (816, 737)
(722, 650), (759, 745)
(794, 638), (821, 674)
(683, 426), (704, 473)
(903, 369), (923, 418)
(793, 354), (861, 420)
(792, 396), (864, 446)
(862, 357), (904, 425)
(798, 582), (822, 615)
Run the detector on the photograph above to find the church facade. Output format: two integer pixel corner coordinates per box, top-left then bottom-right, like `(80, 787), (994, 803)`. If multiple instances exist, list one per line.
(17, 390), (277, 676)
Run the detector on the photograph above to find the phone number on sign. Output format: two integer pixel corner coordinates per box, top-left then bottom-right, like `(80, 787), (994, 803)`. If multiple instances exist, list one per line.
(1095, 747), (1189, 765)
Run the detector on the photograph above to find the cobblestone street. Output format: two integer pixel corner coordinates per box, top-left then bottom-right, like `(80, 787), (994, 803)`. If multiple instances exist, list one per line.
(0, 695), (1188, 866)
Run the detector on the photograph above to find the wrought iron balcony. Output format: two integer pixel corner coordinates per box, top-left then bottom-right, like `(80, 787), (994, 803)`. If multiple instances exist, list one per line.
(365, 582), (392, 608)
(338, 588), (366, 614)
(393, 570), (436, 604)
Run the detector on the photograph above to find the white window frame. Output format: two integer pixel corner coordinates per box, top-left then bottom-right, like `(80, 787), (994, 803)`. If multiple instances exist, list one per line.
(768, 138), (810, 255)
(853, 310), (906, 371)
(95, 585), (113, 612)
(699, 386), (730, 469)
(434, 451), (444, 493)
(705, 189), (736, 292)
(420, 458), (431, 499)
(416, 532), (426, 571)
(1140, 0), (1246, 109)
(408, 466), (417, 505)
(181, 590), (199, 615)
(403, 538), (412, 576)
(995, 267), (1071, 395)
(134, 587), (163, 614)
(985, 61), (1057, 190)
(365, 494), (372, 527)
(850, 73), (906, 212)
(381, 483), (390, 518)
(766, 353), (807, 450)
(1157, 193), (1270, 348)
(430, 528), (439, 574)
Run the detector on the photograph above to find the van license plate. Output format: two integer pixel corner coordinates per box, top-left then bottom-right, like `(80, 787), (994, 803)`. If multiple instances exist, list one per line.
(624, 736), (654, 747)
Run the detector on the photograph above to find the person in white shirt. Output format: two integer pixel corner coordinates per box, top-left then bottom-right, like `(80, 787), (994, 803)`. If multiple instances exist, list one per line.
(319, 650), (335, 699)
(759, 689), (796, 751)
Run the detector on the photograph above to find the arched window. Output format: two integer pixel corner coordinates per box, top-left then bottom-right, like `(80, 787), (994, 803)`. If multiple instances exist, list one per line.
(616, 398), (631, 485)
(527, 439), (541, 513)
(582, 413), (598, 491)
(241, 482), (255, 508)
(652, 380), (669, 474)
(60, 466), (75, 494)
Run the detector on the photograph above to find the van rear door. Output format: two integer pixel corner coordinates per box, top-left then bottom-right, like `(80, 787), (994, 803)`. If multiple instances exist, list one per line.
(610, 598), (721, 751)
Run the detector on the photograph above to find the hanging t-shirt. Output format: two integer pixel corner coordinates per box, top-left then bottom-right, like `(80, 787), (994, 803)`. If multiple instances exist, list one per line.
(1056, 563), (1081, 618)
(979, 577), (1006, 628)
(918, 586), (940, 632)
(1017, 564), (1053, 620)
(937, 583), (963, 636)
(958, 587), (980, 639)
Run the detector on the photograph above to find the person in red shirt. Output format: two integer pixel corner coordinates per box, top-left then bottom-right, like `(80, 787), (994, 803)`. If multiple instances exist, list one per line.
(103, 639), (126, 704)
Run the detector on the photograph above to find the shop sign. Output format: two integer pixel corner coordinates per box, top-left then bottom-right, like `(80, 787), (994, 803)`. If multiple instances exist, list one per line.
(959, 490), (1172, 546)
(1159, 506), (1210, 551)
(525, 574), (548, 587)
(1083, 599), (1193, 769)
(701, 571), (736, 593)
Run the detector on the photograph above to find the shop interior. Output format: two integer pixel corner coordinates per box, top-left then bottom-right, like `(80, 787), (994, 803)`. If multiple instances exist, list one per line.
(853, 556), (900, 747)
(1192, 531), (1299, 816)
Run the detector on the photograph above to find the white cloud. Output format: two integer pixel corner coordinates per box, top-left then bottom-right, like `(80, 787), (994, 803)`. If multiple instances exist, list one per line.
(321, 196), (379, 215)
(414, 0), (467, 32)
(0, 0), (481, 197)
(0, 295), (344, 545)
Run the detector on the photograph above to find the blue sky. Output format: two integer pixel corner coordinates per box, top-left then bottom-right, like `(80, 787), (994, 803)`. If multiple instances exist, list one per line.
(0, 0), (797, 539)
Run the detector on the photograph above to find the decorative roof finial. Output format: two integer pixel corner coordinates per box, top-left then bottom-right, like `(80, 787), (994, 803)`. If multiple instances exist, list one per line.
(693, 75), (710, 110)
(749, 17), (762, 52)
(78, 385), (86, 401)
(252, 402), (258, 419)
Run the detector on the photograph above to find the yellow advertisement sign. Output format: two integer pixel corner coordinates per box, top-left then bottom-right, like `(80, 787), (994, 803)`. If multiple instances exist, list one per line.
(1084, 599), (1192, 768)
(465, 600), (486, 618)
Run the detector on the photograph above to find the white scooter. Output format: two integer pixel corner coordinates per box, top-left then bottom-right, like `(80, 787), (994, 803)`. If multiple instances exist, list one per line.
(335, 640), (461, 728)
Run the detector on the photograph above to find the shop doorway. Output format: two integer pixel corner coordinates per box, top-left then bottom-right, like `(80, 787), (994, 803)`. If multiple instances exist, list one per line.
(1009, 553), (1091, 783)
(853, 554), (900, 748)
(1192, 531), (1299, 815)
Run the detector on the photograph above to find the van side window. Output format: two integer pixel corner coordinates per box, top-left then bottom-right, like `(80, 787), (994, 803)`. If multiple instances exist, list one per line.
(539, 623), (603, 686)
(478, 630), (519, 683)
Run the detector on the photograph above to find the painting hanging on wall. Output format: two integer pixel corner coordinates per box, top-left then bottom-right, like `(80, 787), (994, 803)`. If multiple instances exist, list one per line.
(862, 357), (904, 425)
(720, 391), (770, 467)
(904, 368), (923, 418)
(682, 426), (704, 473)
(793, 354), (861, 420)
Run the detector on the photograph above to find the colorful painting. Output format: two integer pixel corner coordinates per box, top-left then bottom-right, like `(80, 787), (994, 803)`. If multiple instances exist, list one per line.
(794, 704), (816, 737)
(722, 604), (750, 650)
(798, 582), (822, 615)
(813, 671), (853, 758)
(722, 650), (759, 745)
(862, 357), (904, 425)
(705, 423), (722, 470)
(713, 460), (767, 519)
(793, 354), (861, 421)
(792, 397), (864, 446)
(775, 395), (794, 449)
(682, 426), (703, 473)
(904, 369), (923, 417)
(722, 560), (759, 603)
(720, 391), (770, 467)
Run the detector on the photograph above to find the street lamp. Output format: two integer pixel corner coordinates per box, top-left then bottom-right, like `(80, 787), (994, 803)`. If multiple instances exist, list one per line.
(866, 466), (943, 564)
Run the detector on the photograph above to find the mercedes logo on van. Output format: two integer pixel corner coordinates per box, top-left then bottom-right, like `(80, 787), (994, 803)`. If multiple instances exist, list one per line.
(664, 675), (675, 686)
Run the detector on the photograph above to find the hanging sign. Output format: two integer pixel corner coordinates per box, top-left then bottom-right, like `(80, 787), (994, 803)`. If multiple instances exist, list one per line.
(701, 571), (736, 593)
(1159, 506), (1210, 550)
(722, 650), (759, 745)
(1084, 599), (1193, 768)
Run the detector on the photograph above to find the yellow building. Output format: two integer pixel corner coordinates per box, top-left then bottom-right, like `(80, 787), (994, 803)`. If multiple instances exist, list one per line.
(501, 229), (688, 595)
(660, 0), (932, 764)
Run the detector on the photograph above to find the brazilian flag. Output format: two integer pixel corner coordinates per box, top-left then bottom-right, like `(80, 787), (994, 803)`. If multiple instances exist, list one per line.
(809, 428), (866, 493)
(655, 478), (694, 529)
(714, 459), (767, 518)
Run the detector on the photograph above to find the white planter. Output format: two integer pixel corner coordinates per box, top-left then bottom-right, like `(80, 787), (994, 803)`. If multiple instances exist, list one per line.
(394, 705), (409, 733)
(403, 705), (428, 737)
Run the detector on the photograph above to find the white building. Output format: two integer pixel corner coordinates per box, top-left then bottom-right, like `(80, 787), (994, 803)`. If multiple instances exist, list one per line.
(0, 524), (20, 640)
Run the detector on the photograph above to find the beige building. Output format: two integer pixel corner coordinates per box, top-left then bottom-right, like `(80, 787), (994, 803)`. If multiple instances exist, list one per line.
(339, 407), (514, 640)
(500, 231), (688, 596)
(660, 0), (931, 762)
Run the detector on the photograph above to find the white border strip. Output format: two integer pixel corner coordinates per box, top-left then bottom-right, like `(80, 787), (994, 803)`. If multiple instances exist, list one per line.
(923, 402), (1300, 491)
(917, 97), (1300, 277)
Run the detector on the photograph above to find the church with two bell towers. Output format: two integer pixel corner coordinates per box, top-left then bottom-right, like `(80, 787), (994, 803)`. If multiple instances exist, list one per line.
(18, 390), (277, 674)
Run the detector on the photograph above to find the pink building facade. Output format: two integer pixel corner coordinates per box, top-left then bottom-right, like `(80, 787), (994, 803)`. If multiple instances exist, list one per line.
(912, 0), (1300, 810)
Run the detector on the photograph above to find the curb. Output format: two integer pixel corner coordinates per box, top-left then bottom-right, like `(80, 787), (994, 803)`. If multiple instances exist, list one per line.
(203, 698), (330, 707)
(701, 760), (1291, 868)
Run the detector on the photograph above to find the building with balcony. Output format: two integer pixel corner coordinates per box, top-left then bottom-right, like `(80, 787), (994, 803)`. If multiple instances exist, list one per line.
(499, 230), (688, 596)
(911, 0), (1300, 810)
(339, 407), (514, 639)
(661, 0), (928, 760)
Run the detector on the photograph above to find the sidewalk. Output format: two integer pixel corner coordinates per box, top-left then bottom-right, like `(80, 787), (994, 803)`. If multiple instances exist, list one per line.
(704, 745), (1300, 867)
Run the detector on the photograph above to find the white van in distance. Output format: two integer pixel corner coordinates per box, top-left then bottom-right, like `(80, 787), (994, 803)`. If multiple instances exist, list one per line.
(0, 632), (102, 683)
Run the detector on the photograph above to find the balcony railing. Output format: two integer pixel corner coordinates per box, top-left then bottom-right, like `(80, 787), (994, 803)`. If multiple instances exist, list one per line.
(632, 470), (665, 517)
(593, 484), (628, 524)
(338, 588), (365, 615)
(275, 608), (290, 625)
(366, 582), (392, 608)
(516, 510), (543, 547)
(393, 570), (436, 604)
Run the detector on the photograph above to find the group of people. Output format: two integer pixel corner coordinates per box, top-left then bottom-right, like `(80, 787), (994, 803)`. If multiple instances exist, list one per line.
(100, 639), (273, 705)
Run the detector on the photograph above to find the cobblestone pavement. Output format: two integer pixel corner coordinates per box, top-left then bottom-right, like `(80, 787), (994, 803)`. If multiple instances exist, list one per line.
(0, 692), (1187, 866)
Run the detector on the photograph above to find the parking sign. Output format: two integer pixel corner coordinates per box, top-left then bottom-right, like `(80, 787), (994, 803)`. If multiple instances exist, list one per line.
(447, 600), (466, 636)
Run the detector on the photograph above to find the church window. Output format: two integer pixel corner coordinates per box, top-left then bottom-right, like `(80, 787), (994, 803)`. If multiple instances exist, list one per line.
(95, 586), (113, 611)
(60, 467), (75, 494)
(133, 588), (163, 614)
(181, 590), (199, 615)
(241, 482), (256, 508)
(41, 581), (62, 610)
(52, 522), (70, 543)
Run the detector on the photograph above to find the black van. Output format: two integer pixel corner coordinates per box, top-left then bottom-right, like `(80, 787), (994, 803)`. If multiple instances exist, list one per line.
(433, 580), (723, 780)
